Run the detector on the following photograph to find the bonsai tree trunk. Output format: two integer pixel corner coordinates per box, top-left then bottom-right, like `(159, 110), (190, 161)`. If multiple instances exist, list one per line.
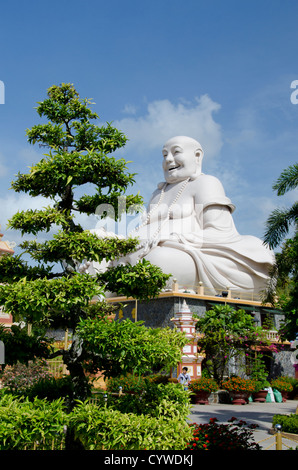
(63, 336), (90, 450)
(63, 335), (91, 405)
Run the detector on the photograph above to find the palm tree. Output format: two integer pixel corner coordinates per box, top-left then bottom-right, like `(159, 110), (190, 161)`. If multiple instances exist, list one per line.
(263, 163), (298, 341)
(264, 163), (298, 249)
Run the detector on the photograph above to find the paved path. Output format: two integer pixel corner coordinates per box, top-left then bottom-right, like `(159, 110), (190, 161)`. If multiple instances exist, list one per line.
(188, 400), (298, 450)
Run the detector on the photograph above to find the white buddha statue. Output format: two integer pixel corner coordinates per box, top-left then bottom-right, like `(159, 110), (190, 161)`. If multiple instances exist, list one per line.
(119, 135), (275, 294)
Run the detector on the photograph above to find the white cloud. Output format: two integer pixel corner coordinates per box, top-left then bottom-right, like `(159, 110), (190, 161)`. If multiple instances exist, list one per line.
(0, 193), (51, 249)
(121, 104), (138, 115)
(114, 95), (223, 159)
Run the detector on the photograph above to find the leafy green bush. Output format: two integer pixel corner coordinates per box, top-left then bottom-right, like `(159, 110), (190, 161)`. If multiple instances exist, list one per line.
(106, 373), (147, 394)
(272, 414), (298, 434)
(1, 360), (53, 395)
(0, 394), (68, 450)
(186, 417), (261, 450)
(0, 389), (191, 450)
(23, 375), (74, 402)
(106, 377), (190, 418)
(69, 401), (193, 450)
(146, 373), (170, 385)
(287, 377), (298, 399)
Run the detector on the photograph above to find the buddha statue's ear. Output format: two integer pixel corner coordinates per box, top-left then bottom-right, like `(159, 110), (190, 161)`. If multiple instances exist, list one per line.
(190, 148), (203, 180)
(195, 148), (204, 161)
(195, 148), (204, 169)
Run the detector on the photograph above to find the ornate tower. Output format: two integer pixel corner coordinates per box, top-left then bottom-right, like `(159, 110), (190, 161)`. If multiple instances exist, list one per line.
(171, 300), (204, 380)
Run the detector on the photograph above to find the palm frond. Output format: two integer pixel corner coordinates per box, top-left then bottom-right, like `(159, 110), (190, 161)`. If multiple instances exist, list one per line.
(272, 163), (298, 196)
(263, 202), (298, 248)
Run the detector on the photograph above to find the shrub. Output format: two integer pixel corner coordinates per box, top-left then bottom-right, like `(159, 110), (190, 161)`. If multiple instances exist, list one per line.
(1, 360), (52, 395)
(106, 374), (147, 394)
(271, 376), (294, 392)
(0, 394), (191, 450)
(222, 376), (255, 393)
(188, 377), (218, 393)
(272, 414), (298, 434)
(105, 380), (190, 419)
(186, 417), (261, 450)
(23, 375), (73, 402)
(69, 401), (193, 450)
(0, 394), (68, 450)
(288, 377), (298, 399)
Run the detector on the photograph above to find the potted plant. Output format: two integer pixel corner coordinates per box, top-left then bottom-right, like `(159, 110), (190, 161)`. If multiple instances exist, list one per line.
(188, 377), (218, 404)
(250, 355), (270, 402)
(222, 376), (255, 405)
(270, 376), (293, 402)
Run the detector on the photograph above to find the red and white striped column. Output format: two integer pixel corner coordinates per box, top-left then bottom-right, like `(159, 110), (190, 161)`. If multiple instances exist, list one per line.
(171, 300), (204, 380)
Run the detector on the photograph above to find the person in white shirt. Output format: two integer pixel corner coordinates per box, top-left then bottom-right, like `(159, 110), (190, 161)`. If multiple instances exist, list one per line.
(178, 367), (191, 390)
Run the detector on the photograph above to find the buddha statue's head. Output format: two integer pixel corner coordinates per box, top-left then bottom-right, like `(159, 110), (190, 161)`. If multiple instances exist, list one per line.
(162, 136), (204, 183)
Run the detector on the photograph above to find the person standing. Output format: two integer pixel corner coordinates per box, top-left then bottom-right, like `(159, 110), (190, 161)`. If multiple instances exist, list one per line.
(178, 367), (191, 390)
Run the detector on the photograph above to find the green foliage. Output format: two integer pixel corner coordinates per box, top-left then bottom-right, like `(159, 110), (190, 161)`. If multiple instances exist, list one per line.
(186, 417), (261, 451)
(8, 206), (74, 236)
(272, 413), (298, 434)
(77, 318), (188, 377)
(98, 258), (171, 301)
(195, 304), (270, 386)
(272, 163), (298, 196)
(106, 373), (147, 394)
(12, 149), (141, 210)
(264, 204), (298, 250)
(0, 394), (68, 450)
(106, 375), (191, 418)
(20, 231), (139, 265)
(0, 83), (174, 417)
(0, 382), (189, 450)
(0, 273), (103, 326)
(288, 377), (298, 398)
(249, 354), (270, 391)
(0, 254), (52, 283)
(11, 83), (142, 217)
(264, 163), (298, 249)
(270, 376), (294, 392)
(21, 375), (74, 402)
(273, 233), (298, 341)
(0, 325), (52, 366)
(263, 163), (298, 341)
(69, 401), (192, 450)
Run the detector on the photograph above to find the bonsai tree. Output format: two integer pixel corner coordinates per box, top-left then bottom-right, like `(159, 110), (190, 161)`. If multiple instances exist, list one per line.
(195, 304), (271, 386)
(0, 84), (177, 407)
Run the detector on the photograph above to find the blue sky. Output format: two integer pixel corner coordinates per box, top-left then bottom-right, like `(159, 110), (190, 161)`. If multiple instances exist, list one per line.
(0, 0), (297, 254)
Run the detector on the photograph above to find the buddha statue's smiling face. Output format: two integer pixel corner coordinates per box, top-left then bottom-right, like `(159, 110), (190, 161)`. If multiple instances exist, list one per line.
(162, 136), (203, 183)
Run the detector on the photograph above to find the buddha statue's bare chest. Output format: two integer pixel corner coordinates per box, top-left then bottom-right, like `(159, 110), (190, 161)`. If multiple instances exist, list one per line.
(148, 182), (194, 221)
